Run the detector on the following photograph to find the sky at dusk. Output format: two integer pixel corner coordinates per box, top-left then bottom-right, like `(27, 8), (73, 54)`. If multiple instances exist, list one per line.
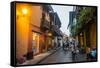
(52, 5), (73, 36)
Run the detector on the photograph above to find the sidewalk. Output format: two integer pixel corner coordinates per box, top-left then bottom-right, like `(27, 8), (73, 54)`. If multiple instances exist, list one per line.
(19, 47), (60, 65)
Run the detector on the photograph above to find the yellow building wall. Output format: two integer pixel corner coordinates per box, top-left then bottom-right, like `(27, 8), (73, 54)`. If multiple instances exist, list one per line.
(79, 35), (84, 47)
(90, 22), (96, 48)
(16, 3), (31, 59)
(83, 31), (86, 48)
(16, 3), (42, 59)
(31, 6), (42, 27)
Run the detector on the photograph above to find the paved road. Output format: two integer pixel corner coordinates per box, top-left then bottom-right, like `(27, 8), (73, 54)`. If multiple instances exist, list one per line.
(37, 47), (87, 64)
(37, 48), (73, 64)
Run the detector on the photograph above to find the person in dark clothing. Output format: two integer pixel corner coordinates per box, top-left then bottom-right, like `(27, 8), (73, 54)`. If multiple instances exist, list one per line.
(62, 39), (66, 50)
(90, 48), (97, 61)
(87, 47), (97, 61)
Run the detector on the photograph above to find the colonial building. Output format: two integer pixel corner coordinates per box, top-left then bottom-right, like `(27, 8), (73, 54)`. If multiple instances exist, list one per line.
(16, 3), (44, 62)
(68, 6), (97, 53)
(68, 11), (76, 36)
(16, 3), (62, 64)
(50, 12), (63, 48)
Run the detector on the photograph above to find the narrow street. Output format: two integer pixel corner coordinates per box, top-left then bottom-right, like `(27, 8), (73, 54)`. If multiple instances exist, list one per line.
(15, 3), (97, 65)
(37, 47), (73, 64)
(37, 47), (87, 64)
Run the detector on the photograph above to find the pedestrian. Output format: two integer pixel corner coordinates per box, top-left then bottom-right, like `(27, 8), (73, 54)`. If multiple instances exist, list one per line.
(62, 38), (65, 50)
(90, 45), (97, 61)
(66, 40), (69, 51)
(86, 45), (97, 61)
(59, 38), (63, 47)
(90, 48), (97, 61)
(71, 39), (76, 61)
(63, 41), (65, 51)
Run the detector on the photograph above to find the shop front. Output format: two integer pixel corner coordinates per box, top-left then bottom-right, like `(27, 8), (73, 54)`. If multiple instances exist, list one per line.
(32, 32), (40, 55)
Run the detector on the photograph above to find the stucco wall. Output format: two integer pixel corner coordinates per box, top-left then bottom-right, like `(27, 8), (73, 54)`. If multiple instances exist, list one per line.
(16, 3), (42, 60)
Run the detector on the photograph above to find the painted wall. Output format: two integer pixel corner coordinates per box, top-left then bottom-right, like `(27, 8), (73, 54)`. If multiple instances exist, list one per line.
(31, 5), (42, 27)
(16, 3), (31, 59)
(16, 3), (42, 60)
(90, 22), (96, 48)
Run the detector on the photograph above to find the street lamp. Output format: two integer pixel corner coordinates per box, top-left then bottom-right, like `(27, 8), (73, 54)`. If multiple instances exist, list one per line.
(16, 5), (30, 16)
(22, 8), (28, 15)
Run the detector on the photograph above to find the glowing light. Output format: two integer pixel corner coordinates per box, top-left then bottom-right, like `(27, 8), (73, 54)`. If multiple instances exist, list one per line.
(48, 33), (52, 36)
(22, 8), (28, 15)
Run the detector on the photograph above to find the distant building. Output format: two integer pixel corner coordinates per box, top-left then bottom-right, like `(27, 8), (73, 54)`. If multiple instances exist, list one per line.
(67, 11), (76, 36)
(49, 12), (63, 48)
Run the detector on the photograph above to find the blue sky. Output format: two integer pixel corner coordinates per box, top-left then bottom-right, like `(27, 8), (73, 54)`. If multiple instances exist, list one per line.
(52, 5), (73, 36)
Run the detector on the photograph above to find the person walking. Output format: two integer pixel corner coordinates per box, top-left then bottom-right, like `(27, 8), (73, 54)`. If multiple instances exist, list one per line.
(71, 39), (76, 61)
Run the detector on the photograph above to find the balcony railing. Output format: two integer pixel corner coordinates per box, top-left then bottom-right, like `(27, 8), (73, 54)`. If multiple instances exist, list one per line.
(40, 19), (50, 31)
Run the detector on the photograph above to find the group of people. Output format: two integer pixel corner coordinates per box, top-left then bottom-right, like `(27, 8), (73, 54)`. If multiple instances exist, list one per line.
(62, 37), (79, 60)
(61, 37), (97, 61)
(62, 37), (79, 52)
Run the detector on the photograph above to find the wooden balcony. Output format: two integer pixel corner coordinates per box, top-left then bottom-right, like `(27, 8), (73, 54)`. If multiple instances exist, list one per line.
(40, 19), (50, 31)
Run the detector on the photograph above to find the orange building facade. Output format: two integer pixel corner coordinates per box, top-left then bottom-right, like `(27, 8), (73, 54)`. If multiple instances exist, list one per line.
(16, 3), (56, 64)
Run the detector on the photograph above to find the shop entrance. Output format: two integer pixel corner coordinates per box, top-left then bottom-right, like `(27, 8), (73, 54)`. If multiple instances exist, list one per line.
(32, 32), (40, 55)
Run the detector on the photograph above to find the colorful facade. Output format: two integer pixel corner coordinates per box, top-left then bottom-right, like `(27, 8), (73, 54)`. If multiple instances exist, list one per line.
(68, 6), (97, 53)
(16, 3), (62, 64)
